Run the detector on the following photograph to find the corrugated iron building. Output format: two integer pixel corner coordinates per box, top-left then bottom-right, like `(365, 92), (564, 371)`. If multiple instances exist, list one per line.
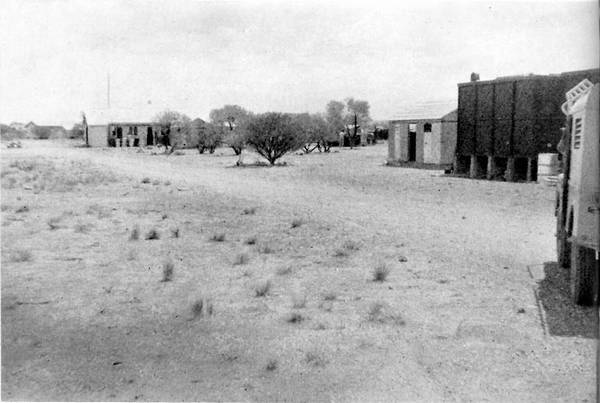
(455, 68), (600, 181)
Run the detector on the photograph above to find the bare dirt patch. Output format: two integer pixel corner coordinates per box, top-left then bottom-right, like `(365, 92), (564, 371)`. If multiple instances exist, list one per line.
(1, 141), (595, 401)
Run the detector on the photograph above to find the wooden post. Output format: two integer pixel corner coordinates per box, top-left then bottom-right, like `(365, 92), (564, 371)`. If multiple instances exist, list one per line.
(486, 155), (496, 180)
(469, 155), (478, 178)
(505, 157), (515, 181)
(526, 157), (534, 182)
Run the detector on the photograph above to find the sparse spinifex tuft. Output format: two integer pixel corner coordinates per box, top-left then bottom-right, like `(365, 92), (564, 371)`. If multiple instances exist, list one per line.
(372, 263), (390, 282)
(254, 280), (271, 297)
(210, 232), (226, 242)
(10, 249), (32, 262)
(233, 252), (249, 265)
(130, 225), (140, 240)
(161, 259), (174, 282)
(145, 228), (160, 240)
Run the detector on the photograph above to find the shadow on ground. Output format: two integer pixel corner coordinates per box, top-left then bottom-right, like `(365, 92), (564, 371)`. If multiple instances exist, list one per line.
(536, 262), (598, 339)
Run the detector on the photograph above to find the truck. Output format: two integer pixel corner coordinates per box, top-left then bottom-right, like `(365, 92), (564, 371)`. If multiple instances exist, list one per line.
(555, 79), (599, 306)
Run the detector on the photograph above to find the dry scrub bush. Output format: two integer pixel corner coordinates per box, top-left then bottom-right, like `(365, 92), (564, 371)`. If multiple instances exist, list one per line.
(74, 222), (92, 233)
(130, 225), (140, 240)
(254, 280), (271, 297)
(161, 259), (174, 282)
(258, 244), (273, 254)
(367, 301), (405, 325)
(322, 291), (336, 301)
(210, 232), (226, 242)
(276, 265), (292, 276)
(291, 293), (307, 309)
(265, 359), (278, 371)
(372, 263), (390, 282)
(305, 351), (327, 367)
(10, 249), (32, 262)
(145, 228), (160, 240)
(233, 253), (249, 266)
(47, 216), (63, 230)
(286, 312), (305, 323)
(3, 159), (116, 192)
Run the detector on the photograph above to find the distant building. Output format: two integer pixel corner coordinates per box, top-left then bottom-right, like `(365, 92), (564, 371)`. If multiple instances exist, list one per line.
(83, 109), (162, 147)
(388, 101), (457, 165)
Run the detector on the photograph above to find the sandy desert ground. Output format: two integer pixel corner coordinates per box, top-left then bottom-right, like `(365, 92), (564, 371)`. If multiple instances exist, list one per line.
(1, 140), (597, 401)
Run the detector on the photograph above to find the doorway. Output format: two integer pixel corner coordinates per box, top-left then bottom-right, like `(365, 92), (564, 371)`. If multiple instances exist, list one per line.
(408, 124), (417, 162)
(147, 127), (154, 146)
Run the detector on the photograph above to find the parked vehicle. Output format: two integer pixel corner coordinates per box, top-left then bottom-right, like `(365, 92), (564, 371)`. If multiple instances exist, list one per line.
(555, 79), (599, 305)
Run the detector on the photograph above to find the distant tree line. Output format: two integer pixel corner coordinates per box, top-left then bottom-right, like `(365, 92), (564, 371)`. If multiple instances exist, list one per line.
(152, 97), (373, 165)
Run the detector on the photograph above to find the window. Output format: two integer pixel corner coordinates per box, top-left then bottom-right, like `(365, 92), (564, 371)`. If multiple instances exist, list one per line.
(423, 122), (432, 132)
(573, 118), (582, 149)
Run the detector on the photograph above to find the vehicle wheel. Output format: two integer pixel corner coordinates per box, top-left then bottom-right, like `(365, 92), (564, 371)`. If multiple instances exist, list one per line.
(570, 244), (598, 306)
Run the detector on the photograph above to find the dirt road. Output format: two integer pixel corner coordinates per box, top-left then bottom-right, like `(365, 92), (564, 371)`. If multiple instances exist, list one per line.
(2, 141), (597, 401)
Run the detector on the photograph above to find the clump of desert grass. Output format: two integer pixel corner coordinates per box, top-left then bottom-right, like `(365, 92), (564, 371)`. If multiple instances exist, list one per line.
(47, 216), (63, 230)
(242, 207), (256, 215)
(145, 228), (160, 240)
(233, 252), (249, 266)
(15, 205), (29, 213)
(253, 280), (271, 297)
(258, 243), (273, 254)
(322, 291), (337, 301)
(73, 222), (93, 234)
(191, 297), (214, 319)
(265, 359), (278, 371)
(304, 350), (327, 367)
(161, 259), (174, 282)
(129, 225), (140, 240)
(367, 301), (406, 325)
(10, 249), (33, 262)
(276, 265), (292, 276)
(285, 312), (305, 323)
(210, 232), (226, 242)
(291, 292), (307, 309)
(333, 240), (360, 258)
(372, 263), (390, 282)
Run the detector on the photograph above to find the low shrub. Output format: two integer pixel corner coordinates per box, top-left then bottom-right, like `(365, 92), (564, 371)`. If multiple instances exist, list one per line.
(210, 232), (226, 242)
(145, 228), (160, 240)
(254, 280), (271, 297)
(161, 259), (174, 282)
(372, 263), (390, 282)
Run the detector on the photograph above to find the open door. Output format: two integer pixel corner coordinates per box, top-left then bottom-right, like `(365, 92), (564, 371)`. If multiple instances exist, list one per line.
(147, 127), (154, 146)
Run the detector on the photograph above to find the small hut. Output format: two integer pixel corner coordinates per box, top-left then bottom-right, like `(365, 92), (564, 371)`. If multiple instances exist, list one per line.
(388, 102), (457, 165)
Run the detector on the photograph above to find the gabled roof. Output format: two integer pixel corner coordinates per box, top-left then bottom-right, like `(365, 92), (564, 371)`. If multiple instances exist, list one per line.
(390, 100), (457, 122)
(84, 107), (163, 125)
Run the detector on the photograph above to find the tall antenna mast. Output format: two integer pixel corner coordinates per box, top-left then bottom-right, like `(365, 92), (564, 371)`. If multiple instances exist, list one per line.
(107, 72), (111, 108)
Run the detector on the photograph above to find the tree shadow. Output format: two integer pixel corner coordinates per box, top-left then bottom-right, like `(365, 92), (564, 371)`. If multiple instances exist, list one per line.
(536, 262), (598, 339)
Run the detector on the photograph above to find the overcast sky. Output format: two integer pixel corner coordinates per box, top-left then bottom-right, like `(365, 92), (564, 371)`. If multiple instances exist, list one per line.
(0, 0), (598, 127)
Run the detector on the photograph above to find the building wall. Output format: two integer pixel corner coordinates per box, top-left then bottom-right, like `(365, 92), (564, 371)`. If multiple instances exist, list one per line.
(388, 121), (409, 162)
(440, 120), (457, 164)
(423, 122), (442, 164)
(87, 125), (108, 147)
